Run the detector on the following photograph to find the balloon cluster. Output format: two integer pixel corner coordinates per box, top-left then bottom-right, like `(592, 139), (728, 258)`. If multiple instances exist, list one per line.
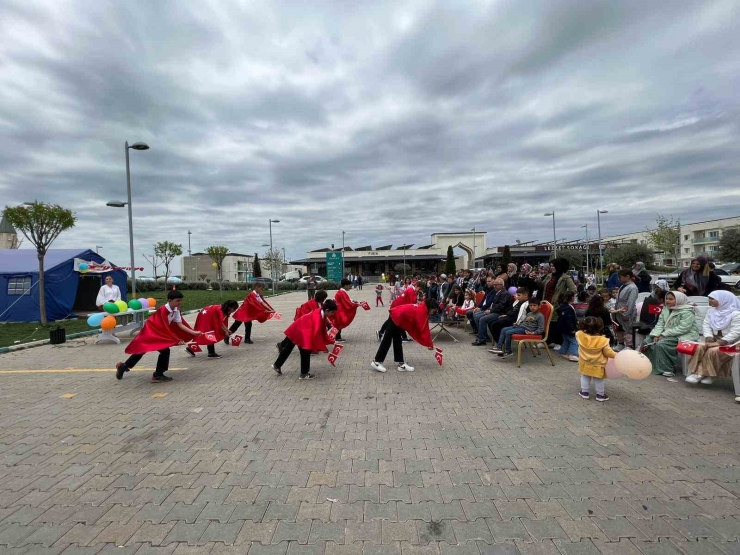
(89, 297), (158, 328)
(78, 263), (89, 274)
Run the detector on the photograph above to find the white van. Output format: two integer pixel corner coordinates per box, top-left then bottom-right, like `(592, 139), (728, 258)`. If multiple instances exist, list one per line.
(279, 270), (303, 282)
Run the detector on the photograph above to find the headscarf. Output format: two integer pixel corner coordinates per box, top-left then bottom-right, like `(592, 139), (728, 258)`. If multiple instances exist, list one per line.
(664, 290), (694, 326)
(681, 257), (709, 296)
(707, 290), (740, 331)
(654, 279), (669, 292)
(633, 261), (645, 276)
(507, 263), (517, 276)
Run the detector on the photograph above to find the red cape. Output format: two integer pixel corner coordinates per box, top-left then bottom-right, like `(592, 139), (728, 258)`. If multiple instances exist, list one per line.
(284, 308), (334, 352)
(233, 291), (274, 323)
(390, 303), (433, 348)
(192, 304), (228, 344)
(125, 305), (194, 354)
(333, 289), (358, 329)
(294, 299), (320, 321)
(390, 287), (417, 310)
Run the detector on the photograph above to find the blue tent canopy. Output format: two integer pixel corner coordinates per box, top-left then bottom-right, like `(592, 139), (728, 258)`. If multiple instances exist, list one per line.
(0, 249), (128, 323)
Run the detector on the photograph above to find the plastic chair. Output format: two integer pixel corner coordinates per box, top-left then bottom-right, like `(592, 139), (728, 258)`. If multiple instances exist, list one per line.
(687, 296), (709, 306)
(510, 301), (556, 368)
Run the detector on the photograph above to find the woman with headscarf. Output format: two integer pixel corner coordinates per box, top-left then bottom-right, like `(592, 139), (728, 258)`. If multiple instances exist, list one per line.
(642, 291), (699, 377)
(505, 263), (519, 288)
(537, 258), (577, 347)
(517, 263), (537, 297)
(632, 261), (652, 293)
(606, 264), (621, 291)
(685, 290), (740, 385)
(674, 257), (722, 297)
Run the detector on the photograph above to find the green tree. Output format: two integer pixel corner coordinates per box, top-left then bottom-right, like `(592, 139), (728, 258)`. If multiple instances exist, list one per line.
(719, 228), (740, 263)
(646, 215), (680, 266)
(604, 242), (654, 269)
(154, 241), (183, 290)
(206, 245), (229, 281)
(2, 202), (77, 325)
(501, 245), (512, 268)
(253, 253), (262, 277)
(444, 245), (456, 275)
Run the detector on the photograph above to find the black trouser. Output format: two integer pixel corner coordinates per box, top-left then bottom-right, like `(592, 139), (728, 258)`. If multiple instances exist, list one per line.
(273, 338), (311, 375)
(548, 321), (562, 345)
(207, 344), (216, 355)
(308, 288), (315, 300)
(125, 348), (170, 376)
(379, 317), (409, 340)
(229, 320), (252, 339)
(488, 316), (514, 344)
(374, 318), (404, 364)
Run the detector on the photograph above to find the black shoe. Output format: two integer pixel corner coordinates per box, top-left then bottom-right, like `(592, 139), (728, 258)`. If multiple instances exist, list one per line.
(272, 364), (282, 375)
(335, 337), (346, 343)
(299, 373), (315, 380)
(276, 342), (282, 350)
(471, 340), (487, 346)
(224, 336), (230, 345)
(185, 347), (195, 357)
(151, 373), (173, 383)
(245, 339), (254, 344)
(207, 353), (222, 359)
(115, 362), (128, 380)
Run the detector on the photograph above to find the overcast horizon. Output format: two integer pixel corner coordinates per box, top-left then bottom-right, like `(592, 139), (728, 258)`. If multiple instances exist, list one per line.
(2, 1), (740, 270)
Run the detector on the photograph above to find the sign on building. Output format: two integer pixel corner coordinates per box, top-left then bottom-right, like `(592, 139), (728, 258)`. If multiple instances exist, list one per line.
(326, 252), (344, 282)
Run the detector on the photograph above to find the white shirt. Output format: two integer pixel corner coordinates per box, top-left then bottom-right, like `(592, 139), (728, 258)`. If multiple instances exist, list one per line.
(165, 303), (182, 324)
(252, 290), (264, 304)
(96, 284), (121, 306)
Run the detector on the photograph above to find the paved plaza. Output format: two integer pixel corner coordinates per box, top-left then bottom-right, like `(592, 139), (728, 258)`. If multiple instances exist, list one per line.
(1, 288), (740, 555)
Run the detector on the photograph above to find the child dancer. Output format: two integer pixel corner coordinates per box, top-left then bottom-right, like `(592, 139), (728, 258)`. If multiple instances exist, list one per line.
(377, 282), (420, 342)
(115, 290), (202, 382)
(228, 282), (275, 345)
(272, 299), (338, 379)
(576, 316), (616, 401)
(186, 300), (239, 358)
(333, 278), (360, 342)
(277, 290), (328, 351)
(371, 298), (438, 373)
(375, 283), (384, 307)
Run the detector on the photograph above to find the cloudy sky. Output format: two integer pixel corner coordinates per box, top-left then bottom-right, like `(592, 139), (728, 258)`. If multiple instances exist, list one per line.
(2, 0), (739, 271)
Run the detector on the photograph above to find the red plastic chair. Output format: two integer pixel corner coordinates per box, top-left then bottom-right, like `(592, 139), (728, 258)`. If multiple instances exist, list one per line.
(511, 300), (556, 368)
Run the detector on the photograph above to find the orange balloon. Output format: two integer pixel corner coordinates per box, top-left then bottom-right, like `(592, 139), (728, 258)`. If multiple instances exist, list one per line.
(147, 297), (157, 307)
(101, 315), (117, 331)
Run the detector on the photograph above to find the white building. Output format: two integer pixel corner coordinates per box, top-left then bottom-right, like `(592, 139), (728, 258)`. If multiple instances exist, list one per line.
(181, 253), (254, 282)
(602, 216), (740, 268)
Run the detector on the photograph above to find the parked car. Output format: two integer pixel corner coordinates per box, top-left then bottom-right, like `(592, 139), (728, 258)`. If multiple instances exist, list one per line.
(298, 275), (327, 284)
(658, 267), (740, 290)
(248, 277), (273, 286)
(135, 275), (157, 282)
(156, 276), (183, 284)
(279, 270), (303, 282)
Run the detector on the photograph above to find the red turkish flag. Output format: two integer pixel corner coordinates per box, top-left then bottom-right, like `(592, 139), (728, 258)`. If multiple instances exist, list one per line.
(187, 343), (202, 353)
(648, 305), (663, 315)
(273, 313), (283, 320)
(331, 344), (345, 356)
(359, 301), (371, 311)
(230, 334), (243, 347)
(328, 353), (338, 366)
(435, 352), (444, 366)
(328, 327), (339, 341)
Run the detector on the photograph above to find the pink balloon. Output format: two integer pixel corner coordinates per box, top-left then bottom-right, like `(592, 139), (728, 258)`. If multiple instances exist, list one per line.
(605, 358), (622, 379)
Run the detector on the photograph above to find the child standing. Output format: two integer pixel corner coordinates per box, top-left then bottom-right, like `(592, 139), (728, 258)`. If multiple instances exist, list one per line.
(612, 269), (638, 350)
(375, 283), (384, 307)
(492, 297), (545, 358)
(556, 291), (579, 362)
(576, 317), (616, 401)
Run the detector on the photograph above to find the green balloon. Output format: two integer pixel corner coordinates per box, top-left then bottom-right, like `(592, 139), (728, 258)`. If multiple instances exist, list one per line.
(129, 299), (142, 311)
(104, 302), (119, 314)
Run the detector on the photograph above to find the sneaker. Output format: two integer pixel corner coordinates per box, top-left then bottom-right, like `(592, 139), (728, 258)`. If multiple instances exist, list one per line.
(735, 396), (740, 403)
(298, 373), (315, 380)
(560, 353), (570, 360)
(401, 338), (413, 343)
(115, 362), (128, 380)
(700, 377), (714, 385)
(151, 373), (172, 383)
(662, 371), (675, 377)
(568, 355), (579, 362)
(272, 364), (282, 375)
(185, 347), (196, 357)
(596, 394), (610, 402)
(397, 363), (415, 372)
(685, 374), (701, 384)
(471, 340), (487, 346)
(370, 361), (387, 373)
(224, 336), (230, 345)
(549, 343), (561, 350)
(489, 347), (503, 354)
(500, 351), (514, 358)
(207, 353), (222, 359)
(579, 390), (589, 399)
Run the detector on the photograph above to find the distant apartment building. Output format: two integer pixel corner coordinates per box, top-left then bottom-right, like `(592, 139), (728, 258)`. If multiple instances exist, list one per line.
(602, 216), (740, 268)
(181, 253), (254, 282)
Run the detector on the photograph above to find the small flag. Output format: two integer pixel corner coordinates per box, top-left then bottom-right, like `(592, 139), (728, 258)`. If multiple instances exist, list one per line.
(268, 312), (283, 320)
(359, 301), (371, 311)
(331, 344), (345, 356)
(648, 305), (663, 315)
(328, 327), (339, 341)
(230, 334), (243, 347)
(328, 353), (338, 366)
(203, 331), (217, 343)
(186, 343), (202, 353)
(434, 352), (444, 366)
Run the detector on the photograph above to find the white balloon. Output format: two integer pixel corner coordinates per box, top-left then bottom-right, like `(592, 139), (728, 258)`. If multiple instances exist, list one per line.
(615, 349), (652, 379)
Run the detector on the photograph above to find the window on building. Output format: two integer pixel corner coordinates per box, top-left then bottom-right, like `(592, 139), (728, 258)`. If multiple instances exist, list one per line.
(684, 248), (690, 253)
(709, 231), (719, 238)
(7, 276), (32, 295)
(710, 245), (718, 252)
(684, 235), (689, 240)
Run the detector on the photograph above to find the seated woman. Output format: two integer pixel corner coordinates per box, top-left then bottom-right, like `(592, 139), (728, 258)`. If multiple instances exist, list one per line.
(96, 275), (121, 311)
(685, 291), (740, 385)
(642, 292), (699, 377)
(675, 257), (722, 297)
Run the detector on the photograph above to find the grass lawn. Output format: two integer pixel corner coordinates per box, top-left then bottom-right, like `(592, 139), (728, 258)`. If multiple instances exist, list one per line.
(0, 289), (277, 349)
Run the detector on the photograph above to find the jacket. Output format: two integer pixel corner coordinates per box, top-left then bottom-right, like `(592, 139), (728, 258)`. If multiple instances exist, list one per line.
(635, 269), (652, 293)
(702, 312), (740, 345)
(478, 288), (496, 311)
(489, 290), (512, 315)
(674, 271), (723, 297)
(556, 304), (578, 335)
(606, 272), (621, 291)
(649, 308), (699, 342)
(537, 274), (577, 321)
(615, 281), (638, 323)
(505, 300), (529, 322)
(576, 330), (616, 379)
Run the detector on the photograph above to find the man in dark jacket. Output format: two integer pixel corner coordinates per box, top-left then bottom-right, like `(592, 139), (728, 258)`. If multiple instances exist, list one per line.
(471, 278), (512, 346)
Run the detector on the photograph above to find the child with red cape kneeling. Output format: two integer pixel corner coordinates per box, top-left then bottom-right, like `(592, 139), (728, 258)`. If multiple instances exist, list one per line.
(333, 278), (361, 342)
(371, 298), (438, 373)
(115, 290), (202, 383)
(277, 290), (328, 351)
(228, 282), (275, 345)
(186, 300), (239, 358)
(272, 299), (338, 379)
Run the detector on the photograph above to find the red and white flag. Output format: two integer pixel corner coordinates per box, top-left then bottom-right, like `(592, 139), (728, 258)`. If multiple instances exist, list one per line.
(328, 327), (339, 341)
(230, 334), (243, 347)
(328, 343), (345, 366)
(186, 343), (202, 353)
(434, 346), (444, 366)
(648, 305), (663, 315)
(359, 301), (371, 311)
(268, 312), (283, 320)
(204, 332), (217, 343)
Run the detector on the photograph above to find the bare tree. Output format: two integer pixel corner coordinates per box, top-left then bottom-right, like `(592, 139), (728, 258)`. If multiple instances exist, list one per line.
(154, 241), (183, 290)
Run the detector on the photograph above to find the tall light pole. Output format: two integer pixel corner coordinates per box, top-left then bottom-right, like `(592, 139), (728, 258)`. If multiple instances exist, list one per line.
(581, 224), (589, 275)
(187, 230), (192, 257)
(597, 210), (608, 284)
(269, 219), (280, 294)
(544, 213), (557, 258)
(107, 140), (149, 300)
(471, 227), (476, 269)
(342, 231), (346, 278)
(282, 247), (286, 263)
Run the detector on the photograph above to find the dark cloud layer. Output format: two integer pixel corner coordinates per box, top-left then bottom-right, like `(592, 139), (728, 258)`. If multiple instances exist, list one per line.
(1, 0), (739, 269)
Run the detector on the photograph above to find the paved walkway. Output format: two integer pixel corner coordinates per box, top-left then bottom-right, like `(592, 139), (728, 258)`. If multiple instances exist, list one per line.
(0, 288), (739, 555)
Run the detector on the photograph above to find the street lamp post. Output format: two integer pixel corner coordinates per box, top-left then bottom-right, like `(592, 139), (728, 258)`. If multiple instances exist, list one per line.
(544, 212), (557, 258)
(269, 219), (280, 294)
(107, 141), (149, 301)
(597, 210), (608, 284)
(581, 224), (589, 276)
(471, 227), (476, 269)
(342, 231), (346, 278)
(187, 230), (192, 257)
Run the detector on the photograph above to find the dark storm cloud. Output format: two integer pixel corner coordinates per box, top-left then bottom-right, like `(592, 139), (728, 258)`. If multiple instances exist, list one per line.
(1, 0), (739, 268)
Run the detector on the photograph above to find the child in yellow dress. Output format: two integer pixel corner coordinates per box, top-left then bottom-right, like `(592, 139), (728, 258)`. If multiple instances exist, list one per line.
(576, 316), (617, 402)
